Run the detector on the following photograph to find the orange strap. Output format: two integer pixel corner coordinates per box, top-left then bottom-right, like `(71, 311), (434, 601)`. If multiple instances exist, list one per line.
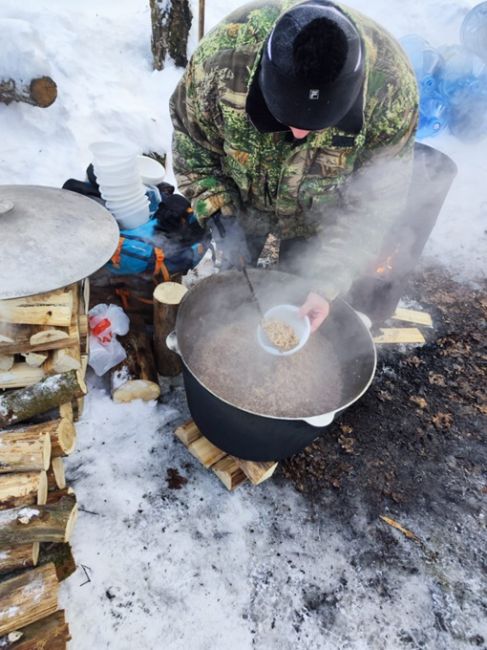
(111, 237), (125, 269)
(114, 288), (131, 311)
(153, 247), (170, 282)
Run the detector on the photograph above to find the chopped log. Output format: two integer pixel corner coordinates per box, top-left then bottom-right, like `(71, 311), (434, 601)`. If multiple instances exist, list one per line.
(58, 403), (73, 423)
(373, 327), (426, 345)
(21, 353), (47, 368)
(235, 460), (278, 485)
(0, 355), (14, 371)
(149, 0), (192, 70)
(48, 419), (76, 457)
(47, 459), (65, 491)
(212, 457), (247, 490)
(0, 544), (39, 576)
(30, 328), (70, 346)
(0, 496), (77, 547)
(0, 609), (70, 650)
(0, 472), (48, 510)
(0, 370), (86, 428)
(0, 326), (76, 357)
(44, 346), (81, 375)
(39, 543), (76, 582)
(0, 430), (51, 473)
(110, 329), (160, 403)
(0, 289), (73, 327)
(0, 363), (44, 389)
(174, 420), (201, 446)
(0, 563), (58, 636)
(187, 437), (226, 469)
(0, 76), (57, 108)
(153, 282), (187, 376)
(392, 307), (433, 327)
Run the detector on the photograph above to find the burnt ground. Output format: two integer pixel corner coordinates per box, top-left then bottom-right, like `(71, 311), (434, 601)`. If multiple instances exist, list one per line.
(279, 266), (487, 648)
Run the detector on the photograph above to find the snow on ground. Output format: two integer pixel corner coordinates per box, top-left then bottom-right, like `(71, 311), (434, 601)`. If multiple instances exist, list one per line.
(0, 0), (485, 648)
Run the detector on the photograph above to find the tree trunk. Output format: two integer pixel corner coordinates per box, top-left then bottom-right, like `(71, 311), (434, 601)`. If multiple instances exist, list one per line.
(0, 544), (39, 576)
(110, 329), (160, 403)
(0, 472), (47, 510)
(198, 0), (205, 40)
(0, 496), (77, 547)
(153, 282), (187, 376)
(149, 0), (192, 70)
(0, 563), (59, 636)
(0, 430), (51, 473)
(39, 543), (76, 582)
(0, 76), (57, 108)
(0, 370), (86, 428)
(0, 610), (70, 650)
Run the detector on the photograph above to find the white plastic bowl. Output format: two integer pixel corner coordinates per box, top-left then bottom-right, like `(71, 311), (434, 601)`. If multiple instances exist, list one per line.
(115, 206), (151, 230)
(95, 174), (143, 189)
(111, 198), (149, 217)
(101, 185), (145, 201)
(257, 304), (311, 356)
(106, 197), (149, 213)
(137, 155), (165, 185)
(90, 141), (137, 160)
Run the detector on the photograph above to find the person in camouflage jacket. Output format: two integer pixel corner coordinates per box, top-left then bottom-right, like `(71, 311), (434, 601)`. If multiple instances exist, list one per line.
(170, 0), (418, 329)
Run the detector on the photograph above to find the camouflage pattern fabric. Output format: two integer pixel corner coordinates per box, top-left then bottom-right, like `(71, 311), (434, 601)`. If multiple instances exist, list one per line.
(170, 0), (418, 300)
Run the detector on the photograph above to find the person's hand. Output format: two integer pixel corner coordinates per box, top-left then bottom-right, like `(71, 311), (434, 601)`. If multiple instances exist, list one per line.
(299, 292), (330, 333)
(210, 213), (251, 270)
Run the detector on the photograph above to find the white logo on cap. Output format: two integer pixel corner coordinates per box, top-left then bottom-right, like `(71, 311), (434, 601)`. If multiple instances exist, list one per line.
(309, 89), (320, 100)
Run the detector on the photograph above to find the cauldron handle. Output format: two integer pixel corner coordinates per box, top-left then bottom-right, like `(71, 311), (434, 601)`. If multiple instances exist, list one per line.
(303, 412), (335, 428)
(166, 330), (181, 355)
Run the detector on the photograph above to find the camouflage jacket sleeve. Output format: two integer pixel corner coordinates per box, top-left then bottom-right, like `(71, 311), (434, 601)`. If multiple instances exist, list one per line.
(170, 59), (240, 223)
(311, 84), (418, 302)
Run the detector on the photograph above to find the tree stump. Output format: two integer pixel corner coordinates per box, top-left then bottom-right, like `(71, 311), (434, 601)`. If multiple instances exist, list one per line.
(153, 282), (187, 376)
(149, 0), (192, 70)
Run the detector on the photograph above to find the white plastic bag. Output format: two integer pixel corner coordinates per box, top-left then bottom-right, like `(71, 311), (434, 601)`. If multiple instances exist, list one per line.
(88, 304), (130, 376)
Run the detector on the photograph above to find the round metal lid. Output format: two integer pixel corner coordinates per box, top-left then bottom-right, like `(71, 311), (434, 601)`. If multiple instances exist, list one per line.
(0, 185), (120, 299)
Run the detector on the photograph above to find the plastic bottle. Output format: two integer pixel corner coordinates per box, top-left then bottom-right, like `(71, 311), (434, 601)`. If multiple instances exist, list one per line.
(400, 35), (449, 138)
(461, 2), (487, 63)
(439, 44), (487, 140)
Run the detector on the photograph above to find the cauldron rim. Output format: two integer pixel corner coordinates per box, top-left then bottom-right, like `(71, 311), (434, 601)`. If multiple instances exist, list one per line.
(175, 270), (377, 423)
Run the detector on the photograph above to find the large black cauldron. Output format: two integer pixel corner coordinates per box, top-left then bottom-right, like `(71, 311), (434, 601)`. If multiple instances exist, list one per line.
(168, 270), (376, 461)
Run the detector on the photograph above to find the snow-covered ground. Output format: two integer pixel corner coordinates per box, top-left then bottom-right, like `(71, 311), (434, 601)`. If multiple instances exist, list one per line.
(0, 1), (486, 648)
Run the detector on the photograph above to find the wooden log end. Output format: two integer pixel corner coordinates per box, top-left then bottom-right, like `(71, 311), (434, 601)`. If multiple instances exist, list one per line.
(30, 76), (57, 108)
(53, 418), (76, 456)
(153, 282), (188, 305)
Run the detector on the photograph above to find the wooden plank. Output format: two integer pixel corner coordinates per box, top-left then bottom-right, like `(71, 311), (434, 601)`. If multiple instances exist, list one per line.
(212, 457), (247, 490)
(373, 328), (425, 345)
(187, 437), (226, 469)
(235, 459), (278, 485)
(174, 420), (201, 447)
(392, 307), (433, 327)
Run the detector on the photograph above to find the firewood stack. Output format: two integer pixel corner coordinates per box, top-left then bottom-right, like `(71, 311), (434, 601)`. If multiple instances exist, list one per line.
(0, 282), (88, 648)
